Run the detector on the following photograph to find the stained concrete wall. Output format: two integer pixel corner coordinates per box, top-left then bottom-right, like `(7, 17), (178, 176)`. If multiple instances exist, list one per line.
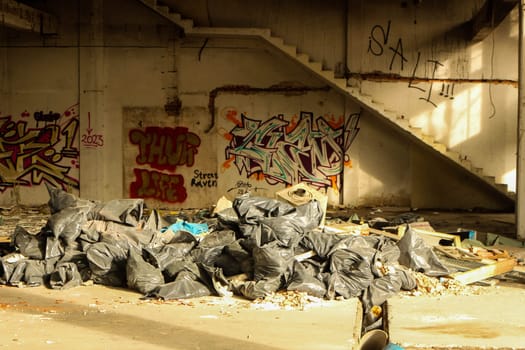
(0, 0), (518, 211)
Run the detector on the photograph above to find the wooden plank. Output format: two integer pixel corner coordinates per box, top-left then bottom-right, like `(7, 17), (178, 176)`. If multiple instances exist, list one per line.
(450, 258), (517, 285)
(0, 236), (10, 243)
(409, 227), (462, 248)
(369, 227), (400, 241)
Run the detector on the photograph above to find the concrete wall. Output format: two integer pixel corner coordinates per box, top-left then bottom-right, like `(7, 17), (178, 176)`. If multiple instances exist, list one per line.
(347, 0), (518, 198)
(0, 0), (517, 211)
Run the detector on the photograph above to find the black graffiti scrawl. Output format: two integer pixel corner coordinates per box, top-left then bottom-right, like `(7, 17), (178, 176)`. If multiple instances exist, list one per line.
(224, 111), (360, 188)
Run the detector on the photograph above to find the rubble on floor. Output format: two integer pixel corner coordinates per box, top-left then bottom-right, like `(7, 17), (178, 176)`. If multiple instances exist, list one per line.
(0, 184), (524, 334)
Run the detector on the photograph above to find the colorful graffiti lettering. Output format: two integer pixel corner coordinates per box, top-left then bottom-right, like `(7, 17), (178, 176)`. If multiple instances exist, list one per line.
(190, 170), (217, 188)
(129, 126), (201, 171)
(129, 168), (187, 203)
(224, 111), (360, 188)
(0, 112), (80, 192)
(129, 126), (201, 203)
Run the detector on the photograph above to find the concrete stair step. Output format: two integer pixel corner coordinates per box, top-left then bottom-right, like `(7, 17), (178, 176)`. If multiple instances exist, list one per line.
(495, 183), (509, 193)
(268, 36), (284, 47)
(307, 61), (323, 71)
(296, 53), (310, 64)
(157, 5), (169, 14)
(460, 157), (473, 169)
(432, 142), (447, 153)
(483, 175), (496, 184)
(282, 44), (297, 55)
(446, 150), (461, 162)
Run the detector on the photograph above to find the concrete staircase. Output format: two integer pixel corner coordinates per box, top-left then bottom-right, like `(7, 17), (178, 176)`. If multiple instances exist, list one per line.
(138, 0), (515, 203)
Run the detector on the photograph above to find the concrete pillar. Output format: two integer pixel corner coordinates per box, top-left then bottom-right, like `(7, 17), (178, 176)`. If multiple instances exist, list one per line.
(0, 18), (7, 102)
(518, 0), (525, 239)
(79, 0), (105, 200)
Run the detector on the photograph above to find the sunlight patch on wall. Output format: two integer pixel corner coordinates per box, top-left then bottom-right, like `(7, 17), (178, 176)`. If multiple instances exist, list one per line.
(449, 85), (482, 148)
(470, 43), (483, 74)
(509, 8), (519, 39)
(431, 102), (447, 141)
(411, 110), (430, 132)
(502, 168), (516, 192)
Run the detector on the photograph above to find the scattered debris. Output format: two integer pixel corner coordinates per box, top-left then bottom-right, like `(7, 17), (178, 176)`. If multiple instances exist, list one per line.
(1, 187), (524, 336)
(402, 272), (483, 297)
(251, 290), (325, 311)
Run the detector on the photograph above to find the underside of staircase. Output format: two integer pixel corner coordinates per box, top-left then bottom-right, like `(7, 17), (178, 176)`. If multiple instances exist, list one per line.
(138, 0), (516, 206)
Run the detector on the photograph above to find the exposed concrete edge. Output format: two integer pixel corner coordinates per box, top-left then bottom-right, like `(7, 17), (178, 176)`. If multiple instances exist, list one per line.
(0, 0), (57, 34)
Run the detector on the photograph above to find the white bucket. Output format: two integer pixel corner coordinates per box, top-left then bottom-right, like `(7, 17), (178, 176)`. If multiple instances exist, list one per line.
(357, 329), (389, 350)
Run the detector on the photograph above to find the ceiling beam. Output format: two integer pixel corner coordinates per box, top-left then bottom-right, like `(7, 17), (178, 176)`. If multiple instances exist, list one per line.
(0, 0), (57, 34)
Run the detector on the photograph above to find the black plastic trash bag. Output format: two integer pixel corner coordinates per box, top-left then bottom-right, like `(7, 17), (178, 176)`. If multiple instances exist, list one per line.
(253, 242), (294, 282)
(397, 226), (450, 277)
(46, 183), (94, 214)
(232, 277), (282, 300)
(301, 231), (347, 258)
(49, 262), (82, 290)
(143, 242), (195, 270)
(216, 207), (241, 232)
(97, 199), (144, 227)
(59, 250), (91, 281)
(224, 239), (253, 274)
(78, 220), (103, 248)
(126, 249), (164, 294)
(45, 236), (65, 260)
(11, 226), (45, 259)
(150, 270), (212, 300)
(233, 195), (323, 248)
(47, 206), (92, 245)
(287, 260), (326, 298)
(162, 258), (200, 282)
(361, 267), (414, 314)
(234, 195), (295, 224)
(24, 259), (54, 287)
(143, 209), (171, 232)
(198, 230), (237, 249)
(327, 254), (374, 299)
(0, 253), (27, 285)
(86, 242), (129, 286)
(370, 236), (401, 278)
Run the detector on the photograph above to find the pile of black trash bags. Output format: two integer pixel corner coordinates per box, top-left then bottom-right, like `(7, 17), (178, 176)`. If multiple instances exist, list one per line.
(1, 186), (449, 329)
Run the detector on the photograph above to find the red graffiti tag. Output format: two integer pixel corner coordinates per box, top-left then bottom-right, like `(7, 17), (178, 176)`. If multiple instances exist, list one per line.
(129, 126), (201, 171)
(129, 168), (187, 203)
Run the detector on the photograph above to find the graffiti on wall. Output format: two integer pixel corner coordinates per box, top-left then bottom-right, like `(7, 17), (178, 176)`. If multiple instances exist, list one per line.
(191, 170), (218, 188)
(81, 112), (104, 148)
(0, 104), (80, 192)
(223, 110), (360, 189)
(368, 20), (455, 107)
(227, 180), (268, 197)
(128, 126), (201, 203)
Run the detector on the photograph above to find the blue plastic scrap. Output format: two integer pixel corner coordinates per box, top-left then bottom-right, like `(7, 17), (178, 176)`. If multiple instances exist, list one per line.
(162, 220), (209, 236)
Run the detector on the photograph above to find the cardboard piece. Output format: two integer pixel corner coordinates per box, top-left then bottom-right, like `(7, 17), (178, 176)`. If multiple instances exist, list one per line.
(275, 183), (328, 227)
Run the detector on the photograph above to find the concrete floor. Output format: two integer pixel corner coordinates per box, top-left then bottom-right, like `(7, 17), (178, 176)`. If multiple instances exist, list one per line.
(387, 282), (525, 350)
(0, 284), (362, 350)
(1, 206), (524, 350)
(2, 282), (525, 350)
